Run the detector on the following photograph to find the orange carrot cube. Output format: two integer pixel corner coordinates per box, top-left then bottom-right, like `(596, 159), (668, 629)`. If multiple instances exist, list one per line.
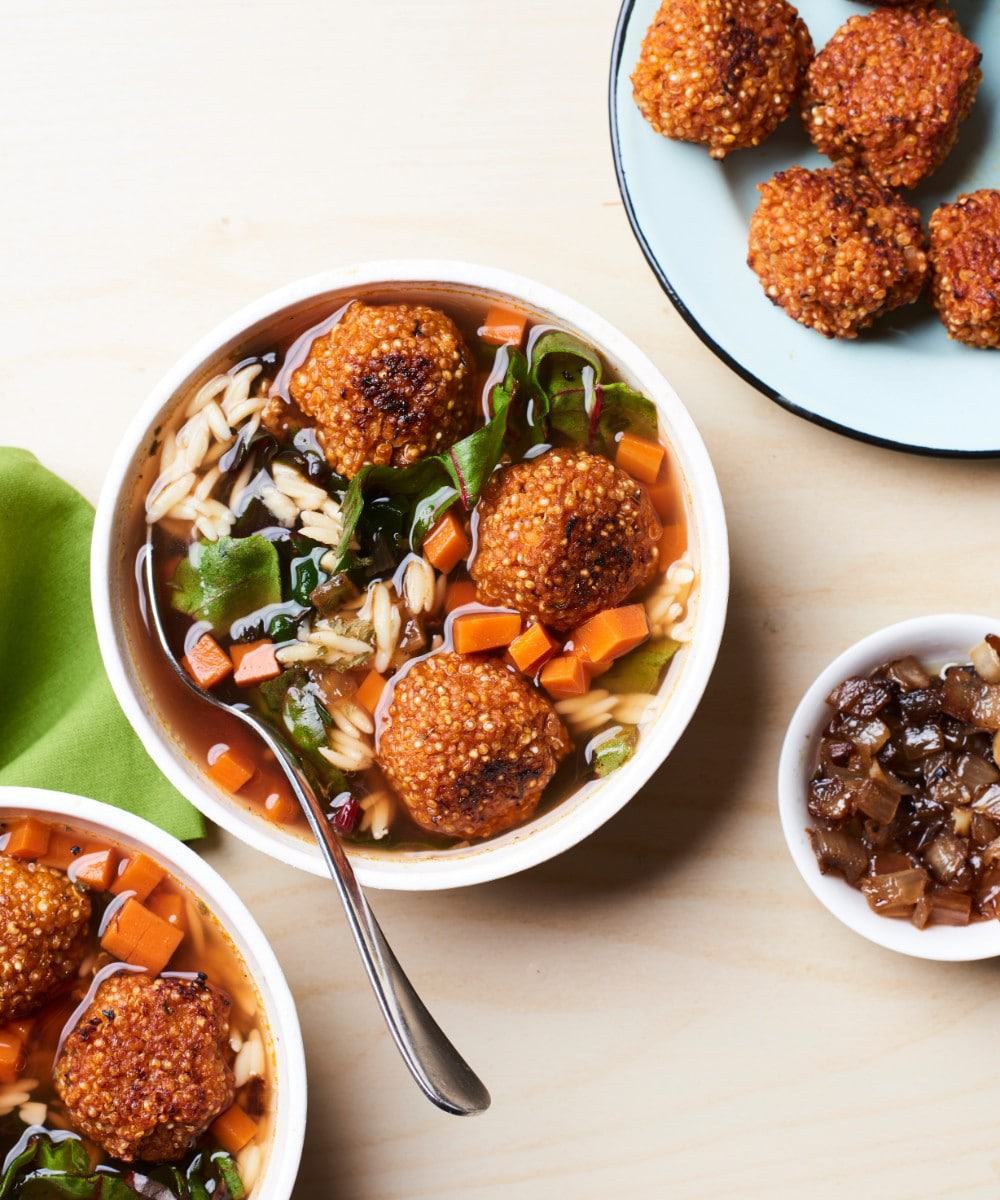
(539, 654), (590, 699)
(478, 307), (529, 348)
(231, 639), (281, 687)
(182, 634), (233, 690)
(262, 791), (300, 826)
(453, 611), (522, 655)
(5, 819), (51, 860)
(572, 605), (650, 668)
(657, 524), (687, 569)
(423, 511), (470, 574)
(101, 898), (183, 975)
(354, 669), (388, 716)
(207, 746), (256, 794)
(211, 1103), (258, 1154)
(508, 623), (560, 676)
(643, 475), (675, 521)
(147, 887), (189, 934)
(616, 433), (665, 485)
(72, 847), (118, 891)
(111, 851), (165, 902)
(444, 580), (478, 613)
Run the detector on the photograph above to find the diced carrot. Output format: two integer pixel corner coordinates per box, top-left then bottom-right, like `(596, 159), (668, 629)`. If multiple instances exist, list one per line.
(207, 746), (256, 794)
(210, 1103), (259, 1154)
(423, 511), (470, 574)
(478, 306), (529, 348)
(0, 1028), (25, 1086)
(453, 611), (522, 655)
(616, 432), (665, 485)
(71, 847), (118, 891)
(508, 623), (560, 676)
(572, 605), (650, 668)
(5, 819), (51, 860)
(539, 653), (590, 699)
(657, 523), (687, 569)
(182, 633), (233, 690)
(354, 669), (388, 716)
(111, 851), (165, 902)
(262, 791), (300, 826)
(39, 830), (84, 872)
(444, 580), (478, 613)
(147, 887), (189, 934)
(101, 898), (184, 975)
(231, 639), (281, 687)
(643, 475), (675, 522)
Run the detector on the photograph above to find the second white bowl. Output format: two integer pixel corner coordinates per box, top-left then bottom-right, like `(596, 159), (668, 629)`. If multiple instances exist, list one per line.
(778, 614), (1000, 961)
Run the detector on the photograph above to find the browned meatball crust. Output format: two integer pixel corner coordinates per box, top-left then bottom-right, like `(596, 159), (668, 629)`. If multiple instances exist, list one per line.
(55, 973), (235, 1163)
(747, 166), (928, 338)
(632, 0), (813, 159)
(929, 190), (1000, 350)
(379, 654), (571, 840)
(276, 302), (475, 478)
(0, 857), (90, 1024)
(470, 450), (661, 632)
(802, 6), (981, 190)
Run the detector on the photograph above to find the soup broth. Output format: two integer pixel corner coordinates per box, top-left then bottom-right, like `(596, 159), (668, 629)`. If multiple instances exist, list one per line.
(137, 290), (696, 849)
(0, 815), (271, 1197)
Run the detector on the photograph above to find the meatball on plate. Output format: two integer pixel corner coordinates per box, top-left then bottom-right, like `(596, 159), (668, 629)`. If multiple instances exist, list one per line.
(612, 0), (1000, 454)
(0, 788), (305, 1200)
(92, 263), (728, 889)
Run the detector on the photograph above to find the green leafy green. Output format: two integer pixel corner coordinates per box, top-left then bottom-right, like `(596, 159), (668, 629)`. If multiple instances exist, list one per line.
(283, 684), (331, 751)
(252, 668), (349, 797)
(0, 1134), (244, 1200)
(549, 382), (658, 453)
(289, 545), (329, 607)
(591, 725), (639, 777)
(171, 536), (281, 634)
(528, 330), (602, 404)
(599, 637), (680, 695)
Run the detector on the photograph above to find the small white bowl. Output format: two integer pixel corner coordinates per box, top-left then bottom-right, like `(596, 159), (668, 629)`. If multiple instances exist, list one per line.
(92, 261), (729, 888)
(778, 614), (1000, 961)
(0, 786), (306, 1195)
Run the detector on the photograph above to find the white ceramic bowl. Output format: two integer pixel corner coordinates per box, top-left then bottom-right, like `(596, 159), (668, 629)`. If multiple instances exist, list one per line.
(778, 614), (1000, 961)
(92, 261), (729, 888)
(0, 786), (306, 1194)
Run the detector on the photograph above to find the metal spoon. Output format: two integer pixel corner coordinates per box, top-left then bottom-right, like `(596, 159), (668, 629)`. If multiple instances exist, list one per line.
(142, 531), (490, 1116)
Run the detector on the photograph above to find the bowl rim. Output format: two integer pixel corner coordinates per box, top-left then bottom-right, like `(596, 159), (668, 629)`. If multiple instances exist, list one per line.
(777, 613), (1000, 961)
(91, 259), (730, 889)
(0, 785), (306, 1195)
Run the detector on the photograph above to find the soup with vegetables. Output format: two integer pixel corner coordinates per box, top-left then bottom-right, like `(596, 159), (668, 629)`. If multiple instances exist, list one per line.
(808, 637), (1000, 928)
(0, 815), (271, 1197)
(140, 292), (697, 848)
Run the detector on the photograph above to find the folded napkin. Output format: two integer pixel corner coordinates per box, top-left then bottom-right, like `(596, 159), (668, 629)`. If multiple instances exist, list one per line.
(0, 447), (204, 841)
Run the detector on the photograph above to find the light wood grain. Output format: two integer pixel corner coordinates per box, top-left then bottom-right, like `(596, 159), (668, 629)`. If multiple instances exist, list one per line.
(4, 2), (1000, 1196)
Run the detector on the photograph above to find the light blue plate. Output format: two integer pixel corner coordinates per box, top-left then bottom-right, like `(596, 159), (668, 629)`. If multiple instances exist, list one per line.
(610, 0), (998, 457)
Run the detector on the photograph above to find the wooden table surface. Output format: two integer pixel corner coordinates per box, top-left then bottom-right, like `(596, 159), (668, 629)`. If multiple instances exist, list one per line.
(4, 2), (1000, 1196)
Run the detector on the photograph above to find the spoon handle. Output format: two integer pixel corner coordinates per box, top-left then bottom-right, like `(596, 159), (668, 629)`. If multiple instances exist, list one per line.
(242, 714), (491, 1117)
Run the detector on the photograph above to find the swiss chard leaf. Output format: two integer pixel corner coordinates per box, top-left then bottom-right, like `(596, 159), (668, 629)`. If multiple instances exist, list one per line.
(283, 684), (331, 751)
(171, 536), (281, 634)
(549, 382), (658, 453)
(527, 330), (603, 410)
(600, 637), (680, 695)
(441, 390), (511, 510)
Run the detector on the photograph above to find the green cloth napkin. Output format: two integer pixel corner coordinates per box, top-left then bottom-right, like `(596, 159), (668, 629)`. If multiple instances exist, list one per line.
(0, 447), (204, 840)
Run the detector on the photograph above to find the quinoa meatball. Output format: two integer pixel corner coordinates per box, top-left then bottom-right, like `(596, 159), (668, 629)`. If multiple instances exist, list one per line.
(0, 857), (90, 1024)
(55, 973), (234, 1163)
(802, 6), (982, 190)
(470, 450), (661, 632)
(379, 654), (571, 839)
(631, 0), (813, 159)
(270, 302), (475, 478)
(747, 166), (928, 338)
(929, 190), (1000, 349)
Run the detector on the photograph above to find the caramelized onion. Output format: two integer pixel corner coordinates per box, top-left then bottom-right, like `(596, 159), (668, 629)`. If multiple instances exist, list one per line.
(971, 639), (1000, 685)
(887, 656), (932, 691)
(808, 828), (867, 885)
(861, 868), (927, 911)
(928, 889), (972, 927)
(855, 780), (899, 824)
(925, 834), (967, 884)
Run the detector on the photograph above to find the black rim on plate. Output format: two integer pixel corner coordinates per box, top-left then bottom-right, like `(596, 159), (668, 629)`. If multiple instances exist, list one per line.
(608, 0), (998, 460)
